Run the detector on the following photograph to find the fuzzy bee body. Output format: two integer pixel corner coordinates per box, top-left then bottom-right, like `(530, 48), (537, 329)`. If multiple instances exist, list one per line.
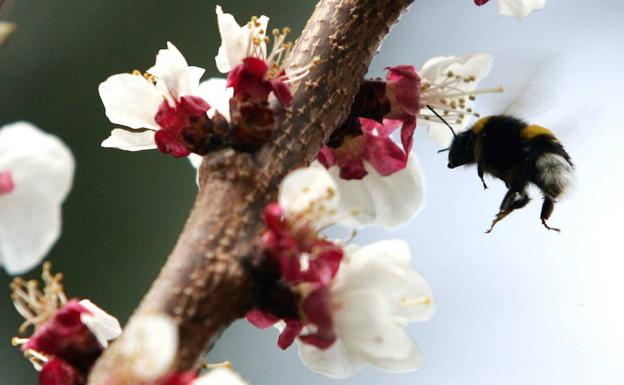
(447, 115), (573, 232)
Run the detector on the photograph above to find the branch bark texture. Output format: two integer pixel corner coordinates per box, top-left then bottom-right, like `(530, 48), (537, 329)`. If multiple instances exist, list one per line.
(88, 0), (413, 383)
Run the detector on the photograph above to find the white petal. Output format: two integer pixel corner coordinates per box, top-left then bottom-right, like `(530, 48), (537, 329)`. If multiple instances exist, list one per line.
(197, 78), (233, 121)
(215, 6), (269, 73)
(98, 73), (162, 129)
(361, 339), (422, 373)
(317, 156), (424, 229)
(101, 129), (157, 151)
(278, 166), (339, 218)
(79, 299), (122, 348)
(332, 290), (419, 369)
(215, 5), (248, 73)
(147, 42), (205, 101)
(298, 339), (364, 379)
(498, 0), (545, 19)
(338, 240), (435, 322)
(192, 368), (247, 385)
(117, 313), (178, 382)
(0, 122), (74, 274)
(420, 53), (493, 84)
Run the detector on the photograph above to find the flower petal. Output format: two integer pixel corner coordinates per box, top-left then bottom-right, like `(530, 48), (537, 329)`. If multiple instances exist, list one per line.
(278, 166), (339, 219)
(497, 0), (545, 18)
(315, 156), (424, 229)
(99, 73), (162, 129)
(298, 339), (364, 379)
(147, 42), (204, 102)
(101, 128), (157, 151)
(215, 6), (268, 73)
(78, 299), (122, 348)
(0, 122), (74, 274)
(197, 78), (233, 121)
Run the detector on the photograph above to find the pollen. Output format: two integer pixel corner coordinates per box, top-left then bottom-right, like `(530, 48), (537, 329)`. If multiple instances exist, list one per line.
(11, 262), (68, 334)
(132, 69), (157, 85)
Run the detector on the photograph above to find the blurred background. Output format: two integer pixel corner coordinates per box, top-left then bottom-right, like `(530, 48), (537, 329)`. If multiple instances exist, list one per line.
(1, 0), (623, 384)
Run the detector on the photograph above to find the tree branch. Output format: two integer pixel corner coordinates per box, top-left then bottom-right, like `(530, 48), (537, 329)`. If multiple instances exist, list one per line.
(87, 0), (413, 383)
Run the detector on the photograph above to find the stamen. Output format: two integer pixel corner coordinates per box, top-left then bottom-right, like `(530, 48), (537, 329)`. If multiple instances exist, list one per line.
(11, 262), (68, 334)
(200, 361), (233, 370)
(132, 69), (157, 85)
(399, 296), (432, 306)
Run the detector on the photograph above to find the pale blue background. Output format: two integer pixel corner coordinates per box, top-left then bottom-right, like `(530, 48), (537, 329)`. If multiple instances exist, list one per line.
(1, 0), (623, 384)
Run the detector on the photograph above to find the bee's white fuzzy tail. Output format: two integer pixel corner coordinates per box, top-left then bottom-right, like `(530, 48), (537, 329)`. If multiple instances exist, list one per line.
(535, 153), (574, 198)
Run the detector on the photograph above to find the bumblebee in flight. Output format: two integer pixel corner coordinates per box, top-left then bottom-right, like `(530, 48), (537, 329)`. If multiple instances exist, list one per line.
(443, 114), (574, 233)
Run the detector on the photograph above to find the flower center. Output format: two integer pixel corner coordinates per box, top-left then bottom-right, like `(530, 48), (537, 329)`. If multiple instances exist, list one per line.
(0, 170), (15, 195)
(420, 70), (503, 127)
(245, 18), (319, 84)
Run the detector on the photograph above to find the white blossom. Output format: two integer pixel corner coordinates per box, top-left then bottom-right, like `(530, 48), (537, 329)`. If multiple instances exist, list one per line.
(0, 122), (74, 275)
(279, 159), (424, 229)
(298, 240), (435, 378)
(99, 42), (205, 152)
(418, 53), (497, 146)
(215, 5), (269, 73)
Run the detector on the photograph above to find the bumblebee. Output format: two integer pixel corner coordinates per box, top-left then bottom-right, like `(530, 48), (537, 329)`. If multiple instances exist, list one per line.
(446, 115), (574, 233)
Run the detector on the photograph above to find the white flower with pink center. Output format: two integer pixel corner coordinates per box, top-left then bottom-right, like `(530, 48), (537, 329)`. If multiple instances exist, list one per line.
(298, 240), (435, 378)
(475, 0), (545, 19)
(0, 122), (74, 275)
(418, 53), (500, 146)
(99, 42), (212, 158)
(285, 160), (425, 229)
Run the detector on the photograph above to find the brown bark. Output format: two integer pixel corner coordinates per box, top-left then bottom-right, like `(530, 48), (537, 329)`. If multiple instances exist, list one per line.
(87, 0), (413, 383)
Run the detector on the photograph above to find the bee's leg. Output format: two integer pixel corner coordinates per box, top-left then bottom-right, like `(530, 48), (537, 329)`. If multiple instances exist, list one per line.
(485, 190), (529, 233)
(477, 163), (488, 190)
(540, 196), (560, 232)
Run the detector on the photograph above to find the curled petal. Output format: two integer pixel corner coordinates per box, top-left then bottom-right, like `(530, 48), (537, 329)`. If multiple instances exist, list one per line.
(147, 42), (205, 102)
(277, 320), (303, 350)
(215, 5), (269, 73)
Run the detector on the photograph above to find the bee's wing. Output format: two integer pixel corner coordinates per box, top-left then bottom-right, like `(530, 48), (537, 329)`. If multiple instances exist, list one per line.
(476, 48), (566, 118)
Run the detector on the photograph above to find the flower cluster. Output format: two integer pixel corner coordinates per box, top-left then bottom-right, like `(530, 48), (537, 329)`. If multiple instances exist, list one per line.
(474, 0), (545, 19)
(0, 122), (74, 275)
(246, 167), (435, 377)
(11, 263), (121, 385)
(100, 6), (316, 157)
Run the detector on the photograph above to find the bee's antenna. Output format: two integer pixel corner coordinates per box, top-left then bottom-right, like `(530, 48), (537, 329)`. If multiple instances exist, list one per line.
(426, 105), (457, 138)
(437, 148), (450, 153)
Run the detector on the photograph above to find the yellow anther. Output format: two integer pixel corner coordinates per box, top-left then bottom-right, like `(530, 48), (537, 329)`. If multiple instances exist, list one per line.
(282, 27), (291, 35)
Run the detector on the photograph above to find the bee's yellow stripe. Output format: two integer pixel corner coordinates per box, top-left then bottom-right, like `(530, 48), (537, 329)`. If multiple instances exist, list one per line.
(471, 117), (490, 134)
(521, 124), (555, 140)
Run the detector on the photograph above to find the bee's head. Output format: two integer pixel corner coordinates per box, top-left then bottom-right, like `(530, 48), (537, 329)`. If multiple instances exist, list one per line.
(447, 130), (476, 168)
